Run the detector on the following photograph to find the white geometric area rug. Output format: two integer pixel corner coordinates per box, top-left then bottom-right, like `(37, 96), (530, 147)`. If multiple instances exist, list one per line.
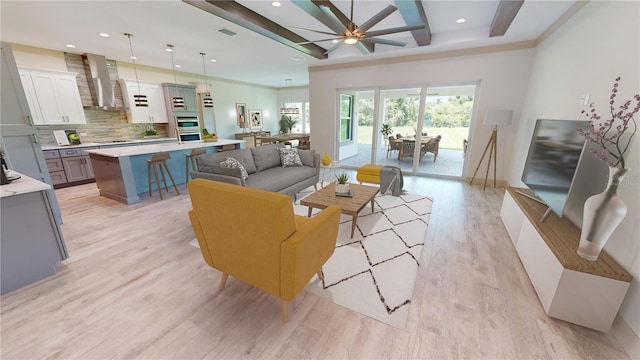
(293, 191), (433, 329)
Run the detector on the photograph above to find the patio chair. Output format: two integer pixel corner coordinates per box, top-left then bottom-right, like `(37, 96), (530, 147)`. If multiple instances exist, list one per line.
(387, 136), (401, 158)
(398, 139), (426, 163)
(424, 135), (442, 162)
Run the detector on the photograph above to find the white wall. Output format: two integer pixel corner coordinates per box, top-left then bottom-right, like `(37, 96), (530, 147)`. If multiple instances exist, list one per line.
(509, 1), (640, 337)
(308, 48), (535, 180)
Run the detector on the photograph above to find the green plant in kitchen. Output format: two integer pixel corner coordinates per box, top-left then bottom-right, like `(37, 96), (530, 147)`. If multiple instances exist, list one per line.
(141, 124), (158, 137)
(336, 172), (349, 184)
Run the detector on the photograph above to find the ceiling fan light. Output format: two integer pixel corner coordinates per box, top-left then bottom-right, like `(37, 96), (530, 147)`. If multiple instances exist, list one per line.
(344, 37), (358, 45)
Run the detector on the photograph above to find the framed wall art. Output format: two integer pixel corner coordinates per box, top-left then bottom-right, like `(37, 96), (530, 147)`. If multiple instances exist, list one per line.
(249, 109), (263, 130)
(236, 103), (247, 126)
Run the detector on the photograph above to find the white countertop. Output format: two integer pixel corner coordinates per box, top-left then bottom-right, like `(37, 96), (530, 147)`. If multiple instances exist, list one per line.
(1, 171), (51, 198)
(41, 138), (178, 151)
(85, 139), (243, 157)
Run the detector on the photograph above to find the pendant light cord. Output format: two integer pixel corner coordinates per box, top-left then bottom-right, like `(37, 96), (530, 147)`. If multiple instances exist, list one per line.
(125, 33), (142, 96)
(200, 52), (209, 93)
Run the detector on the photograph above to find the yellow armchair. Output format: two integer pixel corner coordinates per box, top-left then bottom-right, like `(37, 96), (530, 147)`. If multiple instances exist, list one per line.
(187, 179), (340, 322)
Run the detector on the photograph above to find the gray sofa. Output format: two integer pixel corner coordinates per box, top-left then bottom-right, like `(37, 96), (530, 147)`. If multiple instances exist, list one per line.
(191, 143), (319, 196)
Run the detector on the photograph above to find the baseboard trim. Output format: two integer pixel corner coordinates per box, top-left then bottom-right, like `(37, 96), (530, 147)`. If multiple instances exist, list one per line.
(611, 314), (640, 359)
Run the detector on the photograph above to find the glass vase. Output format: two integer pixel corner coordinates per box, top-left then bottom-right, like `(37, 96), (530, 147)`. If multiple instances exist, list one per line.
(577, 166), (629, 261)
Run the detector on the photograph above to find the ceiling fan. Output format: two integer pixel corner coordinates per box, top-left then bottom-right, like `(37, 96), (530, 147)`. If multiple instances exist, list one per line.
(292, 0), (425, 54)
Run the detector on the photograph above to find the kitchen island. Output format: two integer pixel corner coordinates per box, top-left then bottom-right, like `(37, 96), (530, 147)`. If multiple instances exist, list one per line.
(86, 139), (243, 204)
(1, 172), (67, 294)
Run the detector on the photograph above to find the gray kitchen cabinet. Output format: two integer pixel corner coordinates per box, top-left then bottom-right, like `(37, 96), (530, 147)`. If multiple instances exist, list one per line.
(1, 179), (66, 294)
(58, 147), (97, 183)
(61, 156), (91, 182)
(162, 83), (198, 112)
(43, 149), (67, 185)
(1, 42), (66, 255)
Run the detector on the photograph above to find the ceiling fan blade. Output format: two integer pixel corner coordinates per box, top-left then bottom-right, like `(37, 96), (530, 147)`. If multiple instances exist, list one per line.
(286, 25), (338, 36)
(319, 4), (349, 34)
(366, 24), (426, 37)
(324, 40), (345, 54)
(296, 37), (343, 45)
(364, 38), (407, 47)
(355, 40), (374, 54)
(358, 5), (397, 34)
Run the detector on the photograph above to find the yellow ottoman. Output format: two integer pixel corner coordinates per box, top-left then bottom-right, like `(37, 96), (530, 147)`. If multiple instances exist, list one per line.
(356, 164), (384, 184)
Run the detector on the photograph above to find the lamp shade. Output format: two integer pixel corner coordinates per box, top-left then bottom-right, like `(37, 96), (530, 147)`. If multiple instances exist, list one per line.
(484, 110), (513, 126)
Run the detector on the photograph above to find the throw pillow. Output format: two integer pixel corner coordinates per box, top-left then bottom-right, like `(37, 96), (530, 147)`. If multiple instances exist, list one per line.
(220, 157), (249, 179)
(297, 149), (316, 167)
(278, 148), (303, 168)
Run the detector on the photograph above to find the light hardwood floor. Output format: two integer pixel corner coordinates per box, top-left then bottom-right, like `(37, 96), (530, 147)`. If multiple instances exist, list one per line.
(1, 175), (630, 359)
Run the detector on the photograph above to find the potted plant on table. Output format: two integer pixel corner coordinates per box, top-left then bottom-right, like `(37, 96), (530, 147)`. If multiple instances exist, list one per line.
(335, 172), (350, 194)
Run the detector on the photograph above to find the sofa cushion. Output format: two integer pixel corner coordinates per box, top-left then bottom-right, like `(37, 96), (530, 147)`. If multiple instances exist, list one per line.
(240, 149), (257, 174)
(220, 157), (248, 179)
(251, 143), (284, 172)
(297, 149), (315, 167)
(279, 148), (303, 168)
(245, 166), (318, 192)
(196, 149), (256, 175)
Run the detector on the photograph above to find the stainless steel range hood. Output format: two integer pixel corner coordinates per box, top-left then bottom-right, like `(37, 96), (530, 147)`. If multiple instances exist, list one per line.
(82, 53), (117, 108)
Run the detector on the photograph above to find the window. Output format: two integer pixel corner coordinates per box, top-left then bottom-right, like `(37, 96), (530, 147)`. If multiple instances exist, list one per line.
(284, 101), (311, 133)
(340, 94), (353, 142)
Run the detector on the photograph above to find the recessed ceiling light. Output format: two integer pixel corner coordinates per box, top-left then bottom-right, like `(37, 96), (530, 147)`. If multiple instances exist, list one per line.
(175, 65), (182, 68)
(129, 56), (137, 60)
(272, 1), (281, 7)
(456, 18), (466, 24)
(65, 44), (76, 48)
(165, 47), (173, 52)
(98, 33), (110, 38)
(332, 39), (339, 43)
(210, 59), (217, 63)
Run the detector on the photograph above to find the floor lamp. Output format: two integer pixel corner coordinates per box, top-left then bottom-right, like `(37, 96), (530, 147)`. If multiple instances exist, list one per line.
(470, 110), (513, 190)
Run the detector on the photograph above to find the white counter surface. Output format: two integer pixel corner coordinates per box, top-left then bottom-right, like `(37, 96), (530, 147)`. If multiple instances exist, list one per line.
(41, 138), (178, 151)
(1, 171), (51, 198)
(85, 139), (243, 158)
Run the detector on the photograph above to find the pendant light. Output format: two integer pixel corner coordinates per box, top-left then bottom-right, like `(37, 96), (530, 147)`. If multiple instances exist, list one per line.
(124, 33), (147, 108)
(166, 44), (185, 109)
(280, 79), (299, 115)
(199, 52), (214, 108)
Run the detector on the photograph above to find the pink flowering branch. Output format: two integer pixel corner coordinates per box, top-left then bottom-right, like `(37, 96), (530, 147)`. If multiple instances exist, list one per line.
(578, 77), (639, 169)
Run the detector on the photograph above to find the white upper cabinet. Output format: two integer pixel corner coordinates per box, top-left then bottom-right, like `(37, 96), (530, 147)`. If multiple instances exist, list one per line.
(18, 68), (86, 125)
(119, 79), (168, 124)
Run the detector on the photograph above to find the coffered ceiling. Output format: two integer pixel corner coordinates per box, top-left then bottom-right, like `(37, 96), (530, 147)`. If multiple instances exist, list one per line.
(0, 0), (577, 88)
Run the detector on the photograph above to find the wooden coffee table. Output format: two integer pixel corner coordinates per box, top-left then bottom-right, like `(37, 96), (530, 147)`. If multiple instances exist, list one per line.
(300, 182), (379, 238)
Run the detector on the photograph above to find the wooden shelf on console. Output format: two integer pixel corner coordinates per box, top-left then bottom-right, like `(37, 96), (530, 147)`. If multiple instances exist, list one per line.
(506, 187), (631, 282)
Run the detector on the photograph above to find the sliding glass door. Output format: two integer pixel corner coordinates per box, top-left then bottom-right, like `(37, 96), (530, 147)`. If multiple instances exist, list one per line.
(336, 82), (477, 179)
(337, 90), (376, 168)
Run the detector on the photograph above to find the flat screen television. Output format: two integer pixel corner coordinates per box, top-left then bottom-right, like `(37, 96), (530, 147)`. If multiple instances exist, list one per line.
(521, 119), (590, 220)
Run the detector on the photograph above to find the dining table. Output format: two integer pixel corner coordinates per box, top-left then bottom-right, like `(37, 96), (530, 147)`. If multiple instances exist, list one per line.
(396, 136), (433, 161)
(256, 133), (311, 145)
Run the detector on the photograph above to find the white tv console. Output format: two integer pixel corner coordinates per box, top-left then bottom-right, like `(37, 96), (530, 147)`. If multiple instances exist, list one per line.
(500, 187), (632, 332)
